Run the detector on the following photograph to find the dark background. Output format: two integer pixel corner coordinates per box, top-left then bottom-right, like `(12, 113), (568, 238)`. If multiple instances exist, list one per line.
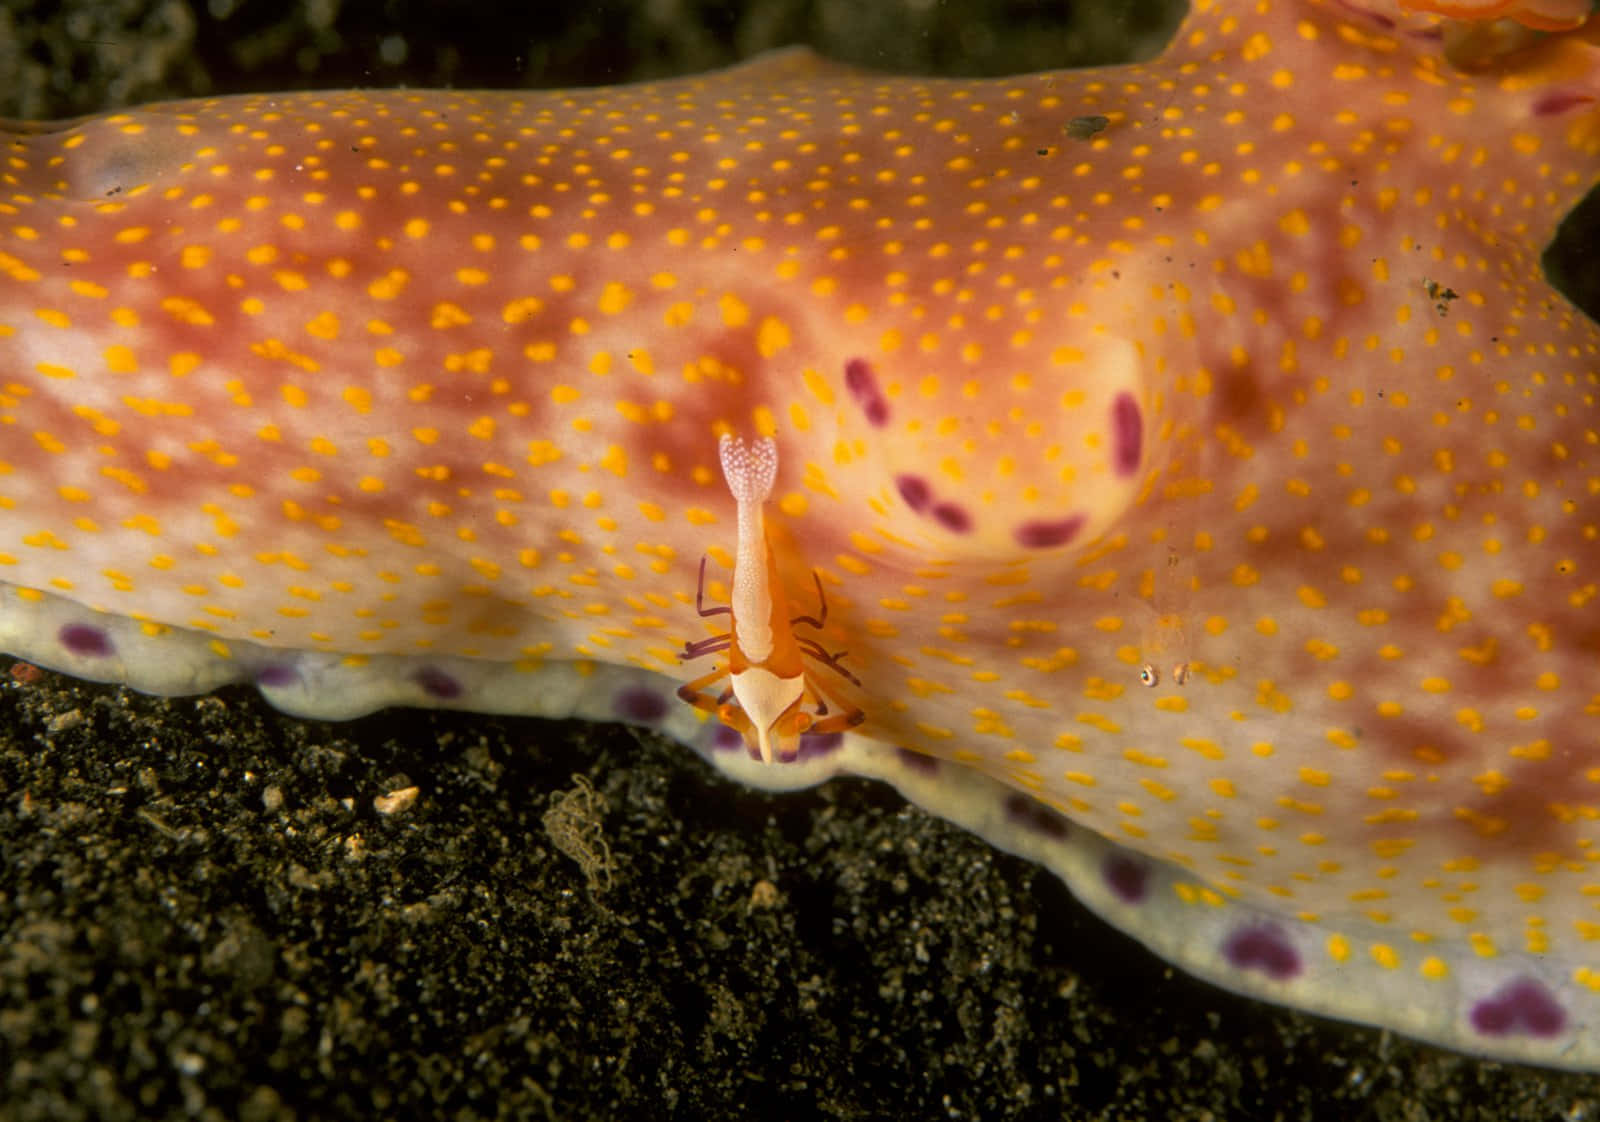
(2, 2), (1598, 1119)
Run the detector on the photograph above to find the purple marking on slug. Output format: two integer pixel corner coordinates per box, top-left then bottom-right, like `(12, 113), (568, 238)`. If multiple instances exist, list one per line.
(59, 623), (113, 658)
(1003, 792), (1070, 840)
(895, 474), (931, 513)
(614, 685), (668, 723)
(931, 502), (972, 533)
(895, 747), (940, 776)
(739, 730), (845, 764)
(1344, 1), (1443, 40)
(1355, 3), (1396, 29)
(1534, 91), (1596, 117)
(255, 664), (299, 689)
(796, 731), (844, 761)
(415, 665), (463, 700)
(844, 357), (889, 427)
(1470, 979), (1567, 1039)
(1014, 514), (1086, 549)
(711, 723), (745, 752)
(1221, 923), (1301, 981)
(1102, 853), (1150, 905)
(896, 474), (970, 533)
(1111, 391), (1142, 476)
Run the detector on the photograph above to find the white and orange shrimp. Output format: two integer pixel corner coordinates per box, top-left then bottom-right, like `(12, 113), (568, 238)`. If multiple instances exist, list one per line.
(677, 433), (863, 763)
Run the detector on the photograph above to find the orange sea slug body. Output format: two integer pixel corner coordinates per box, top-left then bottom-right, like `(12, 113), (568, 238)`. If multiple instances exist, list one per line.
(0, 0), (1596, 1068)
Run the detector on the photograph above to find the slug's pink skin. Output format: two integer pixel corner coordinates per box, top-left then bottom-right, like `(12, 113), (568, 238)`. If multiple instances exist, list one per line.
(0, 0), (1597, 1068)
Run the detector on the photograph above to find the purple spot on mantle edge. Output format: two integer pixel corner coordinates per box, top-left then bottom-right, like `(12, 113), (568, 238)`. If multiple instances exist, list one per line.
(895, 474), (931, 513)
(1102, 853), (1150, 905)
(414, 665), (463, 701)
(1111, 391), (1142, 476)
(1003, 793), (1070, 841)
(796, 730), (843, 761)
(1470, 978), (1567, 1039)
(1014, 514), (1086, 549)
(895, 747), (939, 776)
(614, 685), (668, 724)
(255, 663), (299, 689)
(1221, 923), (1301, 982)
(844, 357), (890, 427)
(59, 623), (113, 658)
(705, 723), (842, 763)
(710, 723), (745, 752)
